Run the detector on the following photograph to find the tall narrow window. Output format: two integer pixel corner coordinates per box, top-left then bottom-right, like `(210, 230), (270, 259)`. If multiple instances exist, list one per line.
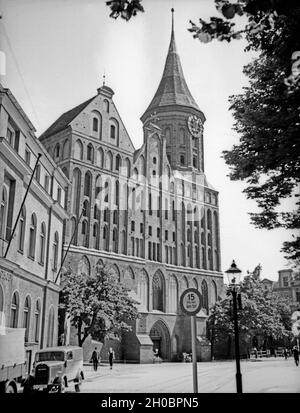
(93, 223), (99, 249)
(115, 155), (121, 171)
(115, 180), (119, 206)
(57, 187), (62, 204)
(28, 213), (37, 259)
(113, 228), (118, 253)
(104, 99), (109, 113)
(87, 144), (94, 163)
(35, 165), (41, 183)
(110, 125), (116, 139)
(10, 292), (19, 328)
(74, 140), (83, 160)
(47, 307), (55, 347)
(0, 284), (3, 313)
(52, 232), (59, 271)
(121, 230), (126, 254)
(201, 280), (209, 314)
(93, 117), (98, 132)
(113, 210), (118, 224)
(152, 272), (164, 311)
(169, 275), (178, 313)
(23, 296), (31, 342)
(44, 175), (50, 193)
(25, 149), (31, 166)
(104, 181), (109, 203)
(91, 111), (102, 138)
(149, 193), (152, 215)
(55, 144), (60, 159)
(39, 222), (46, 265)
(18, 206), (26, 252)
(165, 199), (168, 219)
(34, 300), (41, 342)
(84, 172), (92, 197)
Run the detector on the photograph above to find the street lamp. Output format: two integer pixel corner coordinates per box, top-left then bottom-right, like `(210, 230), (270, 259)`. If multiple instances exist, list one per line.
(225, 260), (243, 394)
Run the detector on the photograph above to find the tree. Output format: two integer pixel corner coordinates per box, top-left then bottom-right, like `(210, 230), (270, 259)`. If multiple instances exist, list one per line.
(105, 0), (300, 265)
(106, 0), (144, 21)
(60, 263), (139, 347)
(207, 273), (292, 358)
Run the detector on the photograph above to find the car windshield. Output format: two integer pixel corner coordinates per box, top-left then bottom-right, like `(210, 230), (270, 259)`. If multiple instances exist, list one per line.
(35, 351), (65, 362)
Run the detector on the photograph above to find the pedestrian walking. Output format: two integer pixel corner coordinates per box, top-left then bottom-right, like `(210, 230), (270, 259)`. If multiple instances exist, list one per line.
(91, 347), (99, 371)
(108, 347), (115, 369)
(283, 348), (288, 360)
(253, 347), (258, 359)
(292, 345), (299, 366)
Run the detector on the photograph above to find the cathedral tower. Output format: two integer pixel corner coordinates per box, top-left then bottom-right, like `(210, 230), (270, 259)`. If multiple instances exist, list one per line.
(141, 9), (205, 172)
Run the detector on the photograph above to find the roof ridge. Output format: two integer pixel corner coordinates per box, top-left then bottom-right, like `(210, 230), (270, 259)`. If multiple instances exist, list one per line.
(39, 95), (96, 139)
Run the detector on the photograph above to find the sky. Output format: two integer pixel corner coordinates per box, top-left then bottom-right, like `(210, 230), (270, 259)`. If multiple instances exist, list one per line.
(0, 0), (296, 280)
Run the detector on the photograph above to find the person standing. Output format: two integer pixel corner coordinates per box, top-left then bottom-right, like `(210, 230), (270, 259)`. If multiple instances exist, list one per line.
(108, 347), (115, 369)
(92, 347), (99, 371)
(292, 345), (299, 366)
(283, 348), (288, 360)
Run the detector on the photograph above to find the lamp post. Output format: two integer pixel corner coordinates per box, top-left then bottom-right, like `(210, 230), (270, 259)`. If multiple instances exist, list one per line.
(225, 260), (243, 394)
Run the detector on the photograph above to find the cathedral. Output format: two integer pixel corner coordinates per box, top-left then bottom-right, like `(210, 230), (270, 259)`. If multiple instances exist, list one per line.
(39, 14), (223, 363)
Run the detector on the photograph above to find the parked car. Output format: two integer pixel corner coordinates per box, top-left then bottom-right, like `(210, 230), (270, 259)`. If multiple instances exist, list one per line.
(29, 346), (84, 393)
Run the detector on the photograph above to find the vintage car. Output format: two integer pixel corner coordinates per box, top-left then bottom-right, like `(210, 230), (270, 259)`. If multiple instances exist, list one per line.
(31, 346), (84, 393)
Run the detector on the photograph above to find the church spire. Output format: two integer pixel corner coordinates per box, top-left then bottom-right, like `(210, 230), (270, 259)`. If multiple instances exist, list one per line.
(171, 7), (174, 38)
(141, 9), (201, 122)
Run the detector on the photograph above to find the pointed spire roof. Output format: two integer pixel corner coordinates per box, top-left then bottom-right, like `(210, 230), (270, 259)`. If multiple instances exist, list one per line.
(142, 9), (200, 119)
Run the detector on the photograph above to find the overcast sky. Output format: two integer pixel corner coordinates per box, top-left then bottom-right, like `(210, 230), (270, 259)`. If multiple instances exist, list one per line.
(0, 0), (295, 280)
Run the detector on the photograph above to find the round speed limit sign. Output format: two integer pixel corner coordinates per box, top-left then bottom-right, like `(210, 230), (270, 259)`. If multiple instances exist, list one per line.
(180, 288), (202, 316)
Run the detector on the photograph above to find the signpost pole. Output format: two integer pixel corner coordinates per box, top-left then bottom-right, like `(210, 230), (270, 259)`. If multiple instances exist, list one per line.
(180, 288), (202, 394)
(191, 315), (198, 393)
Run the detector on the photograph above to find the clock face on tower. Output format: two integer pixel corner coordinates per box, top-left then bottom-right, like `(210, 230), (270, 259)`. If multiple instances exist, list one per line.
(187, 115), (203, 137)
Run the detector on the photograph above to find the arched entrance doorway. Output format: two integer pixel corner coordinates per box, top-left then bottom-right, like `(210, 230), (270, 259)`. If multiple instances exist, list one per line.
(149, 320), (171, 361)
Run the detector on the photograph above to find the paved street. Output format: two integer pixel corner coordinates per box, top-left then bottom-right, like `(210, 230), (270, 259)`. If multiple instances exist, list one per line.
(77, 358), (300, 393)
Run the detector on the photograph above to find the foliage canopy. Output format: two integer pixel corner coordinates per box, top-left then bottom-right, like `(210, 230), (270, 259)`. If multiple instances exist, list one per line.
(60, 264), (139, 347)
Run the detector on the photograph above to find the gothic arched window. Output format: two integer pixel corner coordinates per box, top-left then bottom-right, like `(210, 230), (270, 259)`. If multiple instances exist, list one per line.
(152, 272), (164, 312)
(72, 168), (81, 214)
(62, 139), (70, 159)
(106, 151), (113, 170)
(74, 139), (83, 160)
(96, 148), (104, 167)
(169, 275), (178, 313)
(201, 280), (209, 314)
(84, 172), (92, 197)
(211, 280), (218, 305)
(87, 143), (94, 163)
(137, 270), (149, 310)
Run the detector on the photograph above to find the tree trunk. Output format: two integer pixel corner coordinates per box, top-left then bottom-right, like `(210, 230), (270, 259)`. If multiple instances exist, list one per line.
(227, 335), (232, 358)
(77, 320), (84, 347)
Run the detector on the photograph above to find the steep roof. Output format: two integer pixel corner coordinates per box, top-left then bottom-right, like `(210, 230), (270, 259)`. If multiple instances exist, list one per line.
(40, 96), (95, 139)
(142, 14), (200, 118)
